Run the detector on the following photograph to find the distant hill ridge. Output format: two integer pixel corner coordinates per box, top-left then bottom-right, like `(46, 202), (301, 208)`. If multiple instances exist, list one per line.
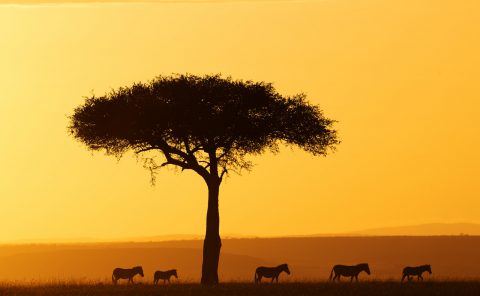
(347, 223), (480, 236)
(112, 223), (480, 240)
(4, 223), (479, 244)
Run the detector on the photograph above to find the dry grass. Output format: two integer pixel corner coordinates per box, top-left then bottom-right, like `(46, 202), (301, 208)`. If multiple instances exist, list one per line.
(0, 281), (479, 296)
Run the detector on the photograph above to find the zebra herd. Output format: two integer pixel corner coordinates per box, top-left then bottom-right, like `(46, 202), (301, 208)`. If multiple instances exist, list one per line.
(112, 267), (177, 285)
(255, 263), (432, 283)
(111, 263), (432, 284)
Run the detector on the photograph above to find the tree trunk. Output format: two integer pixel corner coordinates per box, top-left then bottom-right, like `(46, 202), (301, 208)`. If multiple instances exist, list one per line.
(201, 179), (222, 284)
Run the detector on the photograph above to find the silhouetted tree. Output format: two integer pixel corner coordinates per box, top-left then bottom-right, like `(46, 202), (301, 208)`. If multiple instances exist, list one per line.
(69, 74), (339, 284)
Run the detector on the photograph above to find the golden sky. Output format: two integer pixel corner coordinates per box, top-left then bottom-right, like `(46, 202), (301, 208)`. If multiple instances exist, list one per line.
(0, 0), (479, 242)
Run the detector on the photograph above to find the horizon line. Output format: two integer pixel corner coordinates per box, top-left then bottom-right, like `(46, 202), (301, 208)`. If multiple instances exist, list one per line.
(2, 235), (479, 245)
(3, 222), (479, 244)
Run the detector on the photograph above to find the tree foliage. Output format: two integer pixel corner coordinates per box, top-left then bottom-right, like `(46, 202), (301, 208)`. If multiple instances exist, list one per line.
(69, 74), (339, 182)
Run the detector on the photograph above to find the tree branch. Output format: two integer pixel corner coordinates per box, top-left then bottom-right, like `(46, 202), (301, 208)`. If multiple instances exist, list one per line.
(137, 143), (211, 182)
(219, 167), (228, 180)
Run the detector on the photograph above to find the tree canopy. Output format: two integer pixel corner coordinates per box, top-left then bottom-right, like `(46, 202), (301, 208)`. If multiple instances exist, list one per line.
(69, 74), (339, 182)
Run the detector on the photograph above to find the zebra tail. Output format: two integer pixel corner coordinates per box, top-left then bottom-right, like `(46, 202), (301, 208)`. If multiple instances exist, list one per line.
(329, 268), (334, 281)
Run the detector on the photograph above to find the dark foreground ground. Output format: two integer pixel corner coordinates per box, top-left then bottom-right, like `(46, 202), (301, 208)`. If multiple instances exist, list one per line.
(1, 282), (479, 296)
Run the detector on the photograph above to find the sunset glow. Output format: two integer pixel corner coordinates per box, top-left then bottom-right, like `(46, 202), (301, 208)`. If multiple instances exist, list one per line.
(0, 0), (479, 242)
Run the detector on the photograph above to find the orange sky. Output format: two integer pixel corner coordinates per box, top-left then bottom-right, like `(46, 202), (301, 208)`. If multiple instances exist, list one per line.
(0, 0), (479, 242)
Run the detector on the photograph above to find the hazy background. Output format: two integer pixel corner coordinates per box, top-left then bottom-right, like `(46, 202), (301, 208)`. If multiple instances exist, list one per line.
(1, 0), (479, 242)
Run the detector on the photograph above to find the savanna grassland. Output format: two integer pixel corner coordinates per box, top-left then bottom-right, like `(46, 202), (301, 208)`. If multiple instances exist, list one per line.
(1, 237), (479, 295)
(1, 237), (479, 281)
(1, 282), (480, 296)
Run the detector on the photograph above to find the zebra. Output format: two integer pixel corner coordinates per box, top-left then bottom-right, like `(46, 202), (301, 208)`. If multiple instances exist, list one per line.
(112, 266), (144, 284)
(154, 269), (178, 284)
(401, 265), (432, 282)
(329, 263), (371, 282)
(254, 264), (291, 283)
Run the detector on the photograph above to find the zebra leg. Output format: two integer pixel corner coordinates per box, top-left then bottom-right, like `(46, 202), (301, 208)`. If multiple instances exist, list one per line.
(355, 274), (359, 281)
(419, 275), (423, 281)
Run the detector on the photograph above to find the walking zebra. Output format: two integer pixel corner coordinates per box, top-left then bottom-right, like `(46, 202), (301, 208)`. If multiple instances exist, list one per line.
(401, 265), (432, 282)
(154, 269), (178, 284)
(112, 266), (144, 284)
(329, 263), (371, 282)
(254, 264), (291, 283)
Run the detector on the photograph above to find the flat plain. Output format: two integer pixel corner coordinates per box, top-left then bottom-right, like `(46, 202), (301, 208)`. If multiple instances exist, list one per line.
(1, 236), (479, 281)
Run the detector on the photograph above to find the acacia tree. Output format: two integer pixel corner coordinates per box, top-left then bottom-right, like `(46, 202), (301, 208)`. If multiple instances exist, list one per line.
(69, 74), (339, 284)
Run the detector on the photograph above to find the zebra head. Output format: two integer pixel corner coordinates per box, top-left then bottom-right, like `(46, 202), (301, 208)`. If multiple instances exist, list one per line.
(361, 263), (371, 275)
(426, 265), (432, 274)
(173, 269), (178, 278)
(134, 266), (144, 277)
(282, 264), (291, 275)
